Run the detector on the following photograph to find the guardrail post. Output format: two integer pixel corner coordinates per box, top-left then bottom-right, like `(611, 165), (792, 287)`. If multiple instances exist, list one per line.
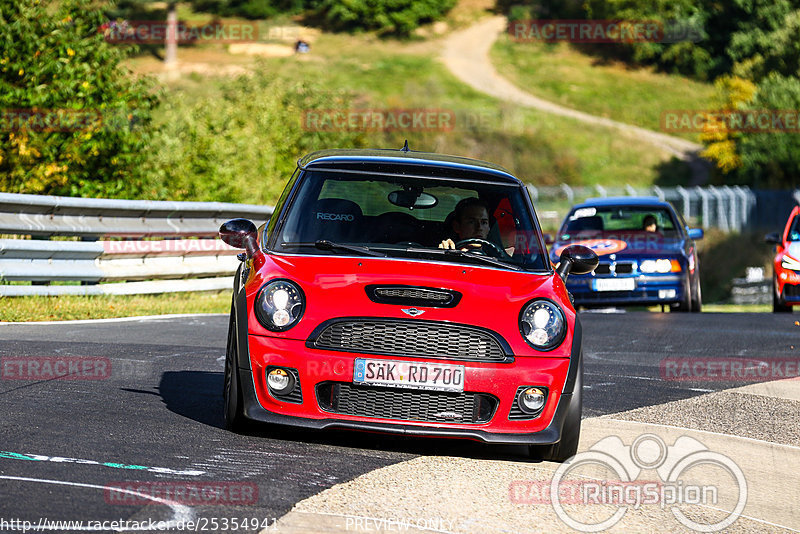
(721, 186), (738, 231)
(560, 184), (574, 204)
(595, 185), (607, 198)
(695, 187), (711, 229)
(676, 186), (691, 221)
(732, 186), (750, 230)
(652, 185), (665, 201)
(625, 184), (637, 196)
(708, 186), (729, 232)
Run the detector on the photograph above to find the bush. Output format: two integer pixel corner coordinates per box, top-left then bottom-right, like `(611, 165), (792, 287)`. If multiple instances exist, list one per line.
(0, 0), (159, 198)
(144, 66), (368, 204)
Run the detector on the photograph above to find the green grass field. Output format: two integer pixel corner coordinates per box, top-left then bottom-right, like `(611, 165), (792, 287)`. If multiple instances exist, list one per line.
(0, 292), (230, 322)
(128, 16), (694, 194)
(490, 36), (715, 140)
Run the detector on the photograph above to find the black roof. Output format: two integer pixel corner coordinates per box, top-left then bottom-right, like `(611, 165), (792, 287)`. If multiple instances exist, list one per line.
(297, 148), (521, 185)
(572, 196), (673, 209)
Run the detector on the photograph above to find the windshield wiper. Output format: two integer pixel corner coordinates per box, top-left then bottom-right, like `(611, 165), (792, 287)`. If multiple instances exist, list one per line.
(281, 241), (387, 257)
(382, 245), (523, 271)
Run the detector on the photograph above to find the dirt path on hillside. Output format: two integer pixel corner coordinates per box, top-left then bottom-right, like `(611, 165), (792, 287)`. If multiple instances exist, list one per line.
(440, 16), (710, 185)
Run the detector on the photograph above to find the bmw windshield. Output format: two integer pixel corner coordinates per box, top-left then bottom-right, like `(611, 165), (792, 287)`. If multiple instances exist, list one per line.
(272, 168), (549, 271)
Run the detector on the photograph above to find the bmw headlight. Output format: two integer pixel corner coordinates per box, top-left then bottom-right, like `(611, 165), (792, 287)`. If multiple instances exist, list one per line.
(639, 259), (681, 273)
(519, 299), (567, 351)
(255, 279), (305, 332)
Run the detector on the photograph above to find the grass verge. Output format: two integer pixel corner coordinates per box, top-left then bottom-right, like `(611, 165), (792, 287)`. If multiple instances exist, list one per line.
(0, 291), (231, 322)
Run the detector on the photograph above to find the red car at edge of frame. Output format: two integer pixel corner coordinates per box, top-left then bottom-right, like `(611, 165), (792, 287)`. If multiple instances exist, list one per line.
(767, 204), (800, 313)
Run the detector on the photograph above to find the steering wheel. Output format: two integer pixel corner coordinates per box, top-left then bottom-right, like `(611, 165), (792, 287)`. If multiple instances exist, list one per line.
(455, 238), (505, 258)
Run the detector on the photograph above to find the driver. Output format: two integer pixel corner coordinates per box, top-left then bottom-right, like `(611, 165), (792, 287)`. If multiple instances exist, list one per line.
(439, 197), (491, 250)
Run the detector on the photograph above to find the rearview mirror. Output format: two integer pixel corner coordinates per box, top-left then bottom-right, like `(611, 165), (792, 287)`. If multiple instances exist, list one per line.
(219, 218), (259, 258)
(687, 228), (704, 240)
(556, 245), (599, 281)
(388, 190), (438, 209)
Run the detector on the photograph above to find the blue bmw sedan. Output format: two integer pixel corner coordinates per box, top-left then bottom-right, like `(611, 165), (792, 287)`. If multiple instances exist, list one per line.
(550, 197), (703, 311)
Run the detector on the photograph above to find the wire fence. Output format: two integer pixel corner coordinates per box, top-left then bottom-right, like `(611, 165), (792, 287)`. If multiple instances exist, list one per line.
(526, 184), (799, 233)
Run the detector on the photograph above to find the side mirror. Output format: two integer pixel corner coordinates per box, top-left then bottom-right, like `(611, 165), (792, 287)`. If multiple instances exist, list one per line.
(543, 233), (554, 245)
(220, 218), (259, 258)
(687, 228), (704, 240)
(765, 232), (782, 245)
(556, 244), (599, 281)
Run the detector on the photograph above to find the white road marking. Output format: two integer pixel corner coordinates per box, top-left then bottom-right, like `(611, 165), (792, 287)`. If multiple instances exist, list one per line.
(0, 475), (193, 531)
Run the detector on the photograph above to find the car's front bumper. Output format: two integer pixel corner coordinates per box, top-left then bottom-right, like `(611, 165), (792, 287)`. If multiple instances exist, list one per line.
(235, 321), (583, 446)
(567, 274), (687, 307)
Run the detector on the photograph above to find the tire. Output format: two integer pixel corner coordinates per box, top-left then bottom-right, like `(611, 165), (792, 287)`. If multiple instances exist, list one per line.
(674, 278), (692, 312)
(773, 276), (792, 313)
(690, 274), (702, 312)
(530, 360), (582, 462)
(223, 302), (251, 432)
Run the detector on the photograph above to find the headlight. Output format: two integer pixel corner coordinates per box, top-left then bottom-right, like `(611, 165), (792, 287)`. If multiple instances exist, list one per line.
(639, 259), (682, 273)
(255, 279), (305, 331)
(782, 255), (800, 271)
(519, 299), (567, 350)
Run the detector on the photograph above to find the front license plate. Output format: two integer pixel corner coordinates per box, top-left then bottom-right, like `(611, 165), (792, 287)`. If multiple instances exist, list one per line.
(593, 278), (636, 291)
(353, 358), (464, 392)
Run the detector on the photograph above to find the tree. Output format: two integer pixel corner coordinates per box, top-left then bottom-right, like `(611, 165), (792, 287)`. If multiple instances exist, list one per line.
(0, 0), (160, 198)
(736, 74), (800, 187)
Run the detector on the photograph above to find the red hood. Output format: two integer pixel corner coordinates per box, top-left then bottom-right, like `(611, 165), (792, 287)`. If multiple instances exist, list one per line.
(245, 253), (574, 357)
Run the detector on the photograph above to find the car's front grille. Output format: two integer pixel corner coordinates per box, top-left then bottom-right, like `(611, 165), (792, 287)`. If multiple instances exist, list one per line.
(615, 262), (634, 274)
(365, 285), (461, 308)
(594, 262), (633, 275)
(784, 283), (800, 298)
(311, 320), (508, 362)
(316, 382), (497, 424)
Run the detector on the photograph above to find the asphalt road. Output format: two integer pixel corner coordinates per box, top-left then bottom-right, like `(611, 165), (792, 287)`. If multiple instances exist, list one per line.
(0, 312), (796, 532)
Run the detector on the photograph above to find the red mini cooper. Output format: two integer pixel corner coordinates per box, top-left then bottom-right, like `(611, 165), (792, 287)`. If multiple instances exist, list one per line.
(767, 204), (800, 312)
(219, 148), (597, 461)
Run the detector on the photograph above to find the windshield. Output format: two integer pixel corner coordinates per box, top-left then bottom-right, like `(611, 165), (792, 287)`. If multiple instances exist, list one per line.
(559, 205), (679, 240)
(273, 169), (549, 271)
(789, 214), (800, 242)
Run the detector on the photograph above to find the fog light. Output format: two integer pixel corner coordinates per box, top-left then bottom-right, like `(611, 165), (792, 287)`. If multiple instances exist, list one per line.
(267, 368), (293, 393)
(658, 289), (677, 299)
(518, 387), (547, 414)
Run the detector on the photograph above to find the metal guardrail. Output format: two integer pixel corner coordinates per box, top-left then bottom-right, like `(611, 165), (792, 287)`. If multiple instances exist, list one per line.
(0, 193), (273, 296)
(526, 184), (799, 232)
